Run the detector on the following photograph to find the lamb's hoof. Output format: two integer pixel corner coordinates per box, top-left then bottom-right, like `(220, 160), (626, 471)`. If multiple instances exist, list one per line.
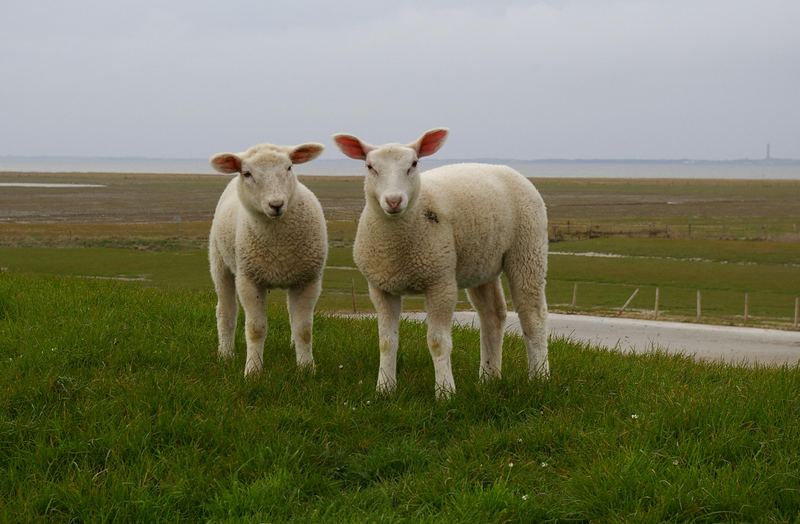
(434, 384), (455, 400)
(296, 359), (316, 373)
(218, 349), (235, 360)
(375, 380), (397, 396)
(528, 363), (550, 380)
(244, 362), (263, 378)
(479, 367), (502, 383)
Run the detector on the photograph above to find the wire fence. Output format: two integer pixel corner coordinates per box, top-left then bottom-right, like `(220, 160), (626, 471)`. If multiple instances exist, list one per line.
(334, 273), (800, 330)
(547, 280), (799, 329)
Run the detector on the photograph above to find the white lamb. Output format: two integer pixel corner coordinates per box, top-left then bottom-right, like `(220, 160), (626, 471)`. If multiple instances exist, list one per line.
(333, 128), (549, 398)
(208, 142), (327, 376)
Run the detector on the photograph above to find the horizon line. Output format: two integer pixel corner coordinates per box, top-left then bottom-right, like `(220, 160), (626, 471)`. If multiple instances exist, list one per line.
(1, 154), (798, 163)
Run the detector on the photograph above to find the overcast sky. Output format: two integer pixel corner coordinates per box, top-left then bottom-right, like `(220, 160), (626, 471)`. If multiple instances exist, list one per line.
(1, 0), (798, 159)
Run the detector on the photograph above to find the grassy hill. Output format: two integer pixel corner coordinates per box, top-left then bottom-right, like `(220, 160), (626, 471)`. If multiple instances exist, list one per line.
(1, 274), (799, 521)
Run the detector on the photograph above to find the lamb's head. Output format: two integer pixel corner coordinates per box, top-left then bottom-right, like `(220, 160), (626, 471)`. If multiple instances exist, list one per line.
(333, 128), (448, 217)
(210, 143), (324, 218)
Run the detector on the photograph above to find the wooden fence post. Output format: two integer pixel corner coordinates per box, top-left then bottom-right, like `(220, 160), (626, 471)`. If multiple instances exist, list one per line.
(654, 287), (660, 319)
(571, 283), (578, 308)
(696, 290), (701, 321)
(794, 297), (799, 329)
(618, 288), (640, 316)
(351, 278), (357, 313)
(743, 292), (749, 324)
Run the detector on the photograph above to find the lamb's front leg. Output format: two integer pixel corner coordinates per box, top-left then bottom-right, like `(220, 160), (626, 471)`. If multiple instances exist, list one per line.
(288, 278), (322, 370)
(425, 281), (458, 399)
(368, 284), (402, 394)
(237, 276), (267, 377)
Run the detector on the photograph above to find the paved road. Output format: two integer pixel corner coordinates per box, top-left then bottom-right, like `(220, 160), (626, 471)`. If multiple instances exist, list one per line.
(395, 312), (800, 366)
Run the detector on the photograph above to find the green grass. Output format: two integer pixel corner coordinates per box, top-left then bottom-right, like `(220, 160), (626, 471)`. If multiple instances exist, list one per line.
(0, 247), (211, 289)
(1, 274), (800, 521)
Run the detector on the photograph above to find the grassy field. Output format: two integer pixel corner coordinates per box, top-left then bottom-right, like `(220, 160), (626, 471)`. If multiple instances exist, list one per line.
(1, 241), (798, 327)
(1, 274), (799, 521)
(553, 237), (800, 265)
(539, 178), (800, 241)
(3, 172), (799, 239)
(0, 243), (800, 326)
(1, 171), (799, 327)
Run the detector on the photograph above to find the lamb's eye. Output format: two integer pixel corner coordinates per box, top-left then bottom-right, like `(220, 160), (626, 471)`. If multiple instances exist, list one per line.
(287, 165), (292, 172)
(367, 164), (378, 175)
(412, 160), (418, 168)
(242, 171), (252, 178)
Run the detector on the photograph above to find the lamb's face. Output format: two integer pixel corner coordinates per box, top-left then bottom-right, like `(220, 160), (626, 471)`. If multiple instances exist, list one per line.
(332, 128), (449, 219)
(210, 143), (324, 219)
(364, 145), (420, 217)
(237, 151), (296, 218)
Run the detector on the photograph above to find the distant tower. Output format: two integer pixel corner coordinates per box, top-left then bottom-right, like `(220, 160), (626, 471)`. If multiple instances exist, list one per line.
(766, 143), (771, 160)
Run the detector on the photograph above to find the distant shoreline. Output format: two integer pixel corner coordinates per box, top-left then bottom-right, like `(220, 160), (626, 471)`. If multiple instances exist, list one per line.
(1, 157), (799, 179)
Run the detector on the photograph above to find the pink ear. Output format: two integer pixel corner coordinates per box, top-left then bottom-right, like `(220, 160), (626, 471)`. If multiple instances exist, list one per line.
(333, 134), (371, 160)
(290, 143), (324, 164)
(210, 153), (241, 174)
(411, 128), (448, 158)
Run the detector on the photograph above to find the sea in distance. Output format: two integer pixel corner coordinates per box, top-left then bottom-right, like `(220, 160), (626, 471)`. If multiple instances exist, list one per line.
(1, 156), (799, 180)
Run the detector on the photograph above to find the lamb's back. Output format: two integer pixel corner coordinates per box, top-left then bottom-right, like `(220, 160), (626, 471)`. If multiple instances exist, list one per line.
(421, 164), (542, 286)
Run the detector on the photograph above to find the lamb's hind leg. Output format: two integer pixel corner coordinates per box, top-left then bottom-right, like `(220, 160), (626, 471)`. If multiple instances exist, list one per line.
(505, 249), (549, 379)
(211, 256), (237, 359)
(467, 277), (507, 381)
(287, 278), (322, 370)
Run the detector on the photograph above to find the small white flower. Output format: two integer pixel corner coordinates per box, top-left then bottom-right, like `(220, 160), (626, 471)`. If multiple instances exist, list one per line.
(672, 459), (679, 466)
(366, 400), (371, 405)
(508, 462), (514, 468)
(522, 494), (529, 501)
(351, 407), (356, 411)
(540, 462), (548, 468)
(517, 438), (523, 443)
(631, 414), (639, 419)
(338, 364), (344, 369)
